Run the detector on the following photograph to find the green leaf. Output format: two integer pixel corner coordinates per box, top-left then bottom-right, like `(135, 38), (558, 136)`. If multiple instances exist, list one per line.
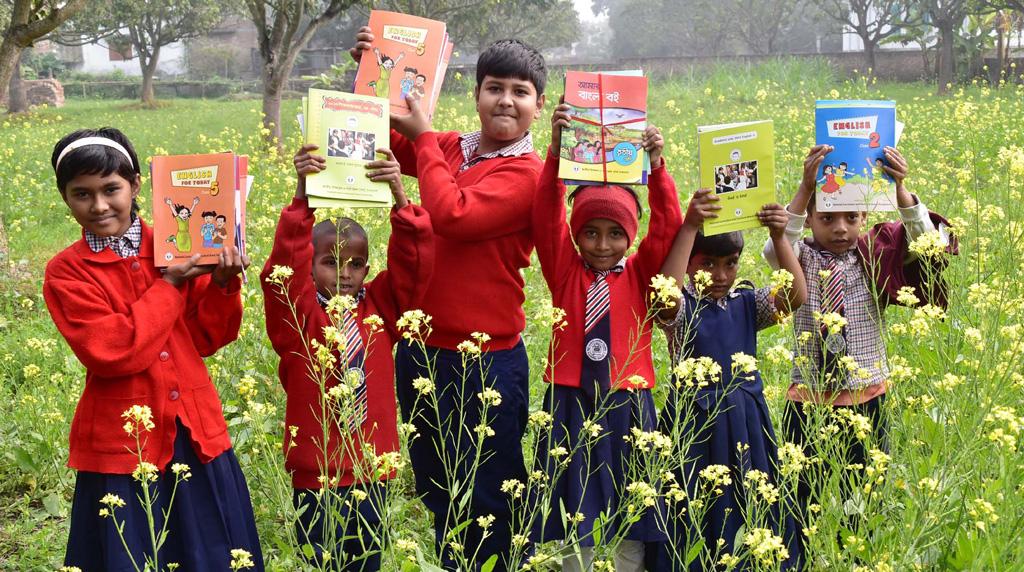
(42, 492), (63, 517)
(685, 538), (705, 565)
(13, 447), (38, 473)
(481, 554), (498, 572)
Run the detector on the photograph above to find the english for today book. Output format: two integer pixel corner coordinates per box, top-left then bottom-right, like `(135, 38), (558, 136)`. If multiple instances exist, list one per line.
(697, 120), (775, 236)
(814, 100), (897, 212)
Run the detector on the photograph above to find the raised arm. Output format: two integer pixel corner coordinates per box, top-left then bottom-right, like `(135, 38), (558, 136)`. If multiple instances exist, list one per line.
(634, 125), (684, 283)
(764, 144), (830, 267)
(532, 100), (583, 289)
(366, 204), (435, 335)
(758, 203), (807, 312)
(656, 188), (720, 322)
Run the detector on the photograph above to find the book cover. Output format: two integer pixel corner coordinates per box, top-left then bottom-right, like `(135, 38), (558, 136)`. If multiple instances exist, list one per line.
(697, 120), (775, 236)
(151, 152), (238, 267)
(558, 70), (648, 185)
(354, 10), (450, 117)
(815, 100), (897, 212)
(304, 88), (392, 208)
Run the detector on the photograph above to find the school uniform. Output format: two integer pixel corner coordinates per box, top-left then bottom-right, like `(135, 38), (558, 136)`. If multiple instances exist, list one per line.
(763, 197), (957, 565)
(389, 128), (541, 570)
(43, 216), (262, 571)
(648, 284), (798, 572)
(261, 198), (434, 570)
(530, 152), (682, 564)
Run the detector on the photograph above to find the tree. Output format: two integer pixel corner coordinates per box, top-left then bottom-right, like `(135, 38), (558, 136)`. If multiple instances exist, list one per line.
(732, 0), (813, 55)
(243, 0), (357, 146)
(61, 0), (221, 105)
(815, 0), (918, 71)
(457, 0), (579, 53)
(912, 0), (981, 93)
(1, 0), (88, 111)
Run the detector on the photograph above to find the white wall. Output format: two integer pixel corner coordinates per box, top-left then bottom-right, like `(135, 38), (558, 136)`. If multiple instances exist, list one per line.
(77, 41), (186, 76)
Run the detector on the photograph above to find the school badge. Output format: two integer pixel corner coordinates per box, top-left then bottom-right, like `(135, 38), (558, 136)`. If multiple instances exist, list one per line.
(824, 333), (847, 354)
(585, 338), (609, 361)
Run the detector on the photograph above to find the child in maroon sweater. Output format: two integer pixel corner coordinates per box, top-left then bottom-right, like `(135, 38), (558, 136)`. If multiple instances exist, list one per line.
(44, 128), (261, 571)
(352, 34), (546, 570)
(261, 144), (433, 570)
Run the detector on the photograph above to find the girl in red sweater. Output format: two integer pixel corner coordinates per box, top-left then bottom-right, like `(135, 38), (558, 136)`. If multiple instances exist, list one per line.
(531, 101), (682, 571)
(43, 128), (262, 571)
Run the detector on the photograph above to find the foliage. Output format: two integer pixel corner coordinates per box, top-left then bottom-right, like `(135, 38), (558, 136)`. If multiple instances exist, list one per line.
(2, 68), (1024, 569)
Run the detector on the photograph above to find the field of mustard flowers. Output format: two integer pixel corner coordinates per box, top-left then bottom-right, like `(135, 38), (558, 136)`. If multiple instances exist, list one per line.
(2, 60), (1024, 570)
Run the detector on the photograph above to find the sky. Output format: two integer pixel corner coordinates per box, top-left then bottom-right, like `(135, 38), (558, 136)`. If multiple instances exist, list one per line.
(573, 0), (607, 22)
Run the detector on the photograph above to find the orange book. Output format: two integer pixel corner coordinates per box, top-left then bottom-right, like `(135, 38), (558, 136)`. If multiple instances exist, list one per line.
(150, 152), (238, 267)
(354, 10), (453, 117)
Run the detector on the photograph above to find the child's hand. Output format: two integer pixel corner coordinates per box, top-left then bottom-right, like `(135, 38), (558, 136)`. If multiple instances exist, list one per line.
(550, 96), (571, 153)
(800, 144), (832, 193)
(366, 148), (409, 208)
(293, 143), (326, 199)
(642, 125), (664, 168)
(211, 246), (250, 288)
(758, 203), (789, 239)
(164, 197), (172, 205)
(162, 253), (212, 287)
(391, 95), (432, 141)
(349, 26), (373, 62)
(683, 188), (720, 228)
(882, 146), (908, 189)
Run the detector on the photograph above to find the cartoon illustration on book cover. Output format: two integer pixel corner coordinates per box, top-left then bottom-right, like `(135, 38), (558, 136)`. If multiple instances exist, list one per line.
(815, 100), (897, 211)
(164, 196), (200, 253)
(368, 47), (406, 99)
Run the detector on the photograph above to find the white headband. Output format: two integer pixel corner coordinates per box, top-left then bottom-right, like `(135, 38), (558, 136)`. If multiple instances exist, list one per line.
(55, 136), (134, 172)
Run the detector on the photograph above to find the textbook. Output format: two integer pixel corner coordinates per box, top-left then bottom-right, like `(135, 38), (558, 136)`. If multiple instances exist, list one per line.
(558, 70), (649, 185)
(303, 88), (392, 209)
(697, 120), (775, 236)
(814, 100), (897, 212)
(353, 10), (453, 118)
(151, 152), (248, 267)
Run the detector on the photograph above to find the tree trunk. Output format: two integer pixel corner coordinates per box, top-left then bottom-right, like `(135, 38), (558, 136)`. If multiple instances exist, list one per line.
(261, 63), (287, 148)
(0, 36), (25, 108)
(863, 39), (877, 75)
(7, 50), (28, 113)
(139, 43), (162, 106)
(937, 24), (955, 94)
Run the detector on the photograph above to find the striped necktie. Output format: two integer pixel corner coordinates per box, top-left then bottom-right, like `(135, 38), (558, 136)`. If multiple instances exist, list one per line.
(820, 253), (847, 383)
(585, 270), (612, 334)
(341, 307), (367, 431)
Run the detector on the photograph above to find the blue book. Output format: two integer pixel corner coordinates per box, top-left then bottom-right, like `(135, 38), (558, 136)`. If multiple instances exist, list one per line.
(814, 100), (897, 211)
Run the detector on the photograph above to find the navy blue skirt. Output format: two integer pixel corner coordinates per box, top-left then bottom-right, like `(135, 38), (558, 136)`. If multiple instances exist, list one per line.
(294, 483), (388, 571)
(64, 420), (263, 572)
(533, 383), (666, 546)
(647, 380), (798, 571)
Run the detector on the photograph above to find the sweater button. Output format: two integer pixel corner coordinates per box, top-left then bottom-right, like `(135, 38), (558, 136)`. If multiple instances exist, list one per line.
(169, 390), (180, 401)
(159, 351), (170, 361)
(130, 261), (141, 271)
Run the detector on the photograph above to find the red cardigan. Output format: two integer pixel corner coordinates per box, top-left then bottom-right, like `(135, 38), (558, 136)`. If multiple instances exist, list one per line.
(260, 198), (434, 489)
(390, 129), (542, 350)
(43, 220), (241, 474)
(532, 151), (682, 389)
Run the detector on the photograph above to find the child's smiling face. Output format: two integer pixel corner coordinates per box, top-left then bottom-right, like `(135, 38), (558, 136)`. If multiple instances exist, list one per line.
(474, 75), (544, 149)
(204, 214), (215, 224)
(576, 218), (628, 271)
(62, 172), (140, 238)
(312, 233), (370, 299)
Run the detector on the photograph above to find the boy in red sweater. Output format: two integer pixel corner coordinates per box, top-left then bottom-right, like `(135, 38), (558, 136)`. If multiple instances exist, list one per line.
(260, 144), (434, 571)
(351, 34), (546, 570)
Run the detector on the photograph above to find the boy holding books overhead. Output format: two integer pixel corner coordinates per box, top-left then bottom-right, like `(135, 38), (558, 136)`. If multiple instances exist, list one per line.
(351, 32), (545, 570)
(261, 144), (434, 570)
(763, 144), (956, 562)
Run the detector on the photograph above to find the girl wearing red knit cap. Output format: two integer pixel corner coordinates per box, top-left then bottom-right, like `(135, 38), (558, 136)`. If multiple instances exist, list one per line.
(530, 100), (682, 571)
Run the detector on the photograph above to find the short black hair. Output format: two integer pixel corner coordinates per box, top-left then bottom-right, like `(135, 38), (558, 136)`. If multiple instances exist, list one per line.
(312, 217), (369, 249)
(839, 162), (848, 168)
(215, 214), (227, 222)
(404, 66), (417, 73)
(476, 39), (547, 96)
(52, 127), (141, 213)
(567, 184), (643, 220)
(691, 230), (744, 259)
(201, 210), (218, 218)
(416, 74), (426, 80)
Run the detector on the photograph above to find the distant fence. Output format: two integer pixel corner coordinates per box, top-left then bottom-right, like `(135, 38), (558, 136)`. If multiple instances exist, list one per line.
(61, 50), (1024, 100)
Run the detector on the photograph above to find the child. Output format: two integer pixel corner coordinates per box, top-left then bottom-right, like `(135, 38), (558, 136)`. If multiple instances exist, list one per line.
(532, 100), (680, 571)
(43, 128), (262, 570)
(370, 47), (405, 99)
(763, 144), (955, 560)
(648, 191), (807, 571)
(200, 210), (217, 247)
(352, 33), (547, 570)
(260, 144), (434, 570)
(164, 195), (200, 252)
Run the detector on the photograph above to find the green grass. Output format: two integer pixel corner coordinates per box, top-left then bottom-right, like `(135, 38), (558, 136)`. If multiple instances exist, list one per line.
(2, 68), (1024, 570)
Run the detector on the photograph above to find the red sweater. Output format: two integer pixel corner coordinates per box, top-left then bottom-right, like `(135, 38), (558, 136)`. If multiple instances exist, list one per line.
(390, 129), (542, 350)
(260, 198), (434, 489)
(532, 151), (683, 389)
(43, 220), (241, 474)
